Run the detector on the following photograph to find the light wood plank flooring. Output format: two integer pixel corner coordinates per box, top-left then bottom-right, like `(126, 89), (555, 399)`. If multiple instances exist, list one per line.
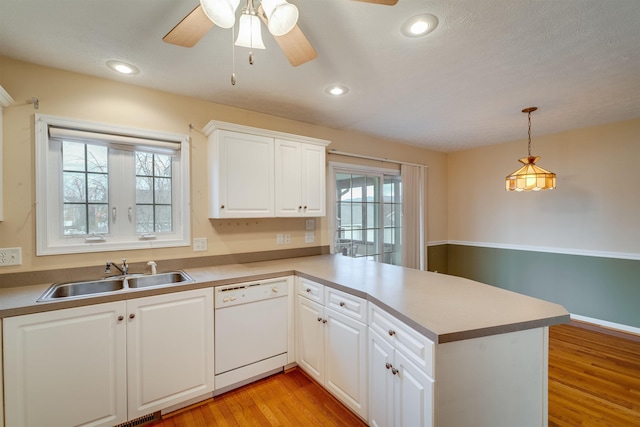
(150, 322), (640, 426)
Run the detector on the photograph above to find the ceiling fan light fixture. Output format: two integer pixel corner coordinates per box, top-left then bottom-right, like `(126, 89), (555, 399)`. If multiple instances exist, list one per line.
(261, 0), (299, 36)
(200, 0), (240, 29)
(401, 14), (438, 37)
(235, 13), (266, 49)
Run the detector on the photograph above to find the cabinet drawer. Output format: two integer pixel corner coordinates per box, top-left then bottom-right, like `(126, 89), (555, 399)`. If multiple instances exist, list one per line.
(368, 303), (434, 377)
(325, 287), (366, 322)
(297, 277), (324, 304)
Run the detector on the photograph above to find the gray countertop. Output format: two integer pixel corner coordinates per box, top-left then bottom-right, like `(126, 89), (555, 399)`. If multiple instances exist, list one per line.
(0, 254), (569, 343)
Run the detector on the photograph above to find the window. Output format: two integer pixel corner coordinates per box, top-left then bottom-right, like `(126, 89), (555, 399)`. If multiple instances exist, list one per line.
(35, 114), (190, 255)
(330, 163), (402, 265)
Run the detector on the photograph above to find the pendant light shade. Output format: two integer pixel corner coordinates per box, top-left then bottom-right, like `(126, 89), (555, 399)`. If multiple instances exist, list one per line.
(505, 107), (556, 192)
(235, 12), (265, 49)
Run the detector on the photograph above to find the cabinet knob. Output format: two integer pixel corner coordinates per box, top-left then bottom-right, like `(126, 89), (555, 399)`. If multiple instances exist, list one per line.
(306, 288), (312, 293)
(322, 319), (327, 324)
(385, 362), (392, 370)
(339, 301), (346, 307)
(117, 315), (124, 322)
(388, 329), (396, 337)
(299, 206), (303, 210)
(391, 368), (399, 375)
(272, 287), (279, 293)
(317, 317), (323, 322)
(304, 205), (307, 210)
(221, 205), (225, 209)
(129, 313), (135, 319)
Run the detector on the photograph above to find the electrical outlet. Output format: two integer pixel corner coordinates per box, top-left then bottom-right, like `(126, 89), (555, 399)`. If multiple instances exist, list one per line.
(305, 232), (315, 243)
(276, 234), (284, 245)
(0, 247), (22, 266)
(305, 219), (315, 230)
(284, 234), (291, 244)
(193, 238), (208, 252)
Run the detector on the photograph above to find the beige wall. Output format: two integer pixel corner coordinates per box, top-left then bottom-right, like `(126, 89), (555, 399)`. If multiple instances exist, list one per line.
(448, 117), (640, 255)
(0, 56), (448, 273)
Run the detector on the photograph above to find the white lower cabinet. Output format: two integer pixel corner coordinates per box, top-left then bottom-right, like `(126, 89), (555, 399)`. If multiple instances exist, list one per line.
(369, 329), (434, 427)
(2, 288), (214, 427)
(296, 280), (368, 420)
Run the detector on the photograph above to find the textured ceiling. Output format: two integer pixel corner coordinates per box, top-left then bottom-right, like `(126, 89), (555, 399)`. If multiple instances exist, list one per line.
(0, 0), (638, 152)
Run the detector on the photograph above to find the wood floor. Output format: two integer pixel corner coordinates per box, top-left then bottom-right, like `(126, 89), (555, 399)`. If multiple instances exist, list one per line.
(548, 322), (640, 426)
(150, 322), (640, 426)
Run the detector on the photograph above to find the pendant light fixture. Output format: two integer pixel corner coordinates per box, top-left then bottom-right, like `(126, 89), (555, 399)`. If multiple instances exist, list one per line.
(505, 107), (556, 192)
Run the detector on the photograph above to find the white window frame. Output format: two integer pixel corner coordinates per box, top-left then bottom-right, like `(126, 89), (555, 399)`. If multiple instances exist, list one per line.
(35, 114), (191, 255)
(328, 161), (401, 263)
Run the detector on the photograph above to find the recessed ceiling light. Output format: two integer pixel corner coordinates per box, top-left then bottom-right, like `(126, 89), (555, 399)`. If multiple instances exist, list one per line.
(401, 14), (438, 38)
(106, 60), (140, 75)
(325, 85), (349, 96)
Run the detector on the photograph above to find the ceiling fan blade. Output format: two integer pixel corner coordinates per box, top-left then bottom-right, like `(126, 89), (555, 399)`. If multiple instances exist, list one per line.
(163, 5), (215, 48)
(258, 6), (317, 67)
(273, 25), (318, 67)
(351, 0), (398, 5)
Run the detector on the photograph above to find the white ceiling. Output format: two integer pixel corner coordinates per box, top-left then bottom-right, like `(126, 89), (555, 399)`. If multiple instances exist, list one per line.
(1, 0), (639, 152)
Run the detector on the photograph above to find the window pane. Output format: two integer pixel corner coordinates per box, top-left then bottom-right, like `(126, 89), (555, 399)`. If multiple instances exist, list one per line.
(154, 154), (172, 177)
(63, 172), (86, 202)
(62, 141), (86, 171)
(87, 173), (108, 203)
(136, 176), (153, 204)
(63, 204), (87, 235)
(88, 204), (109, 234)
(155, 178), (172, 204)
(136, 205), (154, 233)
(135, 152), (154, 176)
(86, 145), (108, 173)
(336, 173), (352, 202)
(155, 205), (172, 232)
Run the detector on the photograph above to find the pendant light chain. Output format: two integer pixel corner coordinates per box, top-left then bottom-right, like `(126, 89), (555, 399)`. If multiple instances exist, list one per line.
(527, 110), (532, 157)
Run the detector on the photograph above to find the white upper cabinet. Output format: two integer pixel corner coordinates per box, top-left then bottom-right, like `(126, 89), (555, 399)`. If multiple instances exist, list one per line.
(275, 139), (326, 217)
(205, 121), (329, 219)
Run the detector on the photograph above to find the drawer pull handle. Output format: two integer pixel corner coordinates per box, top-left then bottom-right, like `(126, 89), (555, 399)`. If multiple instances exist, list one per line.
(129, 313), (135, 319)
(117, 315), (124, 322)
(391, 368), (399, 375)
(385, 362), (392, 370)
(388, 329), (396, 336)
(339, 301), (346, 307)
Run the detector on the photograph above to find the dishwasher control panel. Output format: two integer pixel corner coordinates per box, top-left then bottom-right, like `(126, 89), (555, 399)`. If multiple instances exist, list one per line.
(215, 277), (289, 308)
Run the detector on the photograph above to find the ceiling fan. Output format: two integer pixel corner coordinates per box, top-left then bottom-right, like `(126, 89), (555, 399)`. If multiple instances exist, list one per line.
(163, 0), (398, 67)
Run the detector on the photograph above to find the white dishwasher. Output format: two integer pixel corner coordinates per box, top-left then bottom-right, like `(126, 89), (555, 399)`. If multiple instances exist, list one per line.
(214, 277), (289, 393)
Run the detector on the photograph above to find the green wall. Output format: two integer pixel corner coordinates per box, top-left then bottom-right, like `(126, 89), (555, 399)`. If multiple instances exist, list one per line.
(437, 244), (640, 328)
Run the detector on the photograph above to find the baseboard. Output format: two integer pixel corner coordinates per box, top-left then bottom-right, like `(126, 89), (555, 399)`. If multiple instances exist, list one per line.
(570, 313), (640, 337)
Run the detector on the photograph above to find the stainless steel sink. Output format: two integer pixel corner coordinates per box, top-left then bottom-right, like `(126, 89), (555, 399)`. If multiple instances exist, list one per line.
(37, 271), (193, 302)
(38, 277), (126, 301)
(127, 271), (192, 288)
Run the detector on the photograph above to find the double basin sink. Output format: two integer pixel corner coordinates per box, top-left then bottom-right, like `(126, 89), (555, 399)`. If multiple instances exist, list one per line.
(38, 271), (193, 302)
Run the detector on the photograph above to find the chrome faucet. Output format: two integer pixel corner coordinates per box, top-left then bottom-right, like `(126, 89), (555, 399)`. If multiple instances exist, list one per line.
(105, 258), (128, 276)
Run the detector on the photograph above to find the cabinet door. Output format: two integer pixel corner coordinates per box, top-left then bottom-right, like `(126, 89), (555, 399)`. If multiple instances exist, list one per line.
(369, 329), (395, 427)
(127, 288), (214, 419)
(3, 302), (127, 427)
(210, 130), (274, 218)
(300, 143), (326, 216)
(296, 295), (325, 383)
(324, 307), (368, 419)
(394, 350), (434, 427)
(275, 139), (302, 216)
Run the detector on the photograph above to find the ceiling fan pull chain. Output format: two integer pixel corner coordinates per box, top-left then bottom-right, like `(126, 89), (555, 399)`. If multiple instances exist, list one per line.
(231, 23), (237, 85)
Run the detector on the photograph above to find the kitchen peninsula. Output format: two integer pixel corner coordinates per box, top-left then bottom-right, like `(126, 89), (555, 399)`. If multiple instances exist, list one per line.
(0, 254), (568, 427)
